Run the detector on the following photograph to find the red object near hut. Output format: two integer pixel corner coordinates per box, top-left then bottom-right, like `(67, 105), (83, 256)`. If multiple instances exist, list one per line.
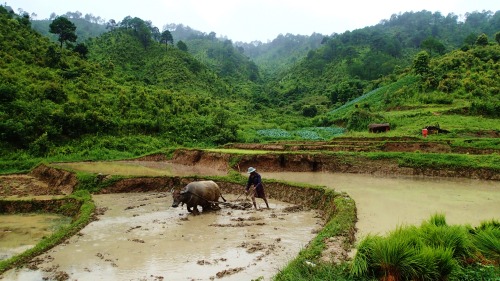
(422, 128), (428, 137)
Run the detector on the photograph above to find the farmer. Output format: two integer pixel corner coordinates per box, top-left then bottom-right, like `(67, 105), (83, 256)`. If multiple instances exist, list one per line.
(246, 167), (270, 209)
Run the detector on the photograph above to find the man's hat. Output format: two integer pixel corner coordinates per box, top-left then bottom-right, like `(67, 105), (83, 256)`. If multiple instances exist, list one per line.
(247, 167), (256, 173)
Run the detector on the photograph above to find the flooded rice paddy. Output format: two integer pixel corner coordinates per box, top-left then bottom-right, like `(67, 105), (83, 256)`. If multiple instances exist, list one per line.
(51, 161), (228, 177)
(0, 214), (72, 260)
(2, 161), (500, 280)
(2, 193), (321, 281)
(264, 172), (500, 239)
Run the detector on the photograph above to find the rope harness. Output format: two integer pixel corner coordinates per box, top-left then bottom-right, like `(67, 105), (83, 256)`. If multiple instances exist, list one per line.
(181, 190), (227, 205)
(180, 190), (251, 209)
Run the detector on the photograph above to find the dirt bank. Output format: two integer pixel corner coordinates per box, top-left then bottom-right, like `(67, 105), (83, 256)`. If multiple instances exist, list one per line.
(224, 137), (500, 155)
(168, 149), (500, 180)
(0, 165), (77, 199)
(0, 198), (82, 216)
(29, 165), (77, 196)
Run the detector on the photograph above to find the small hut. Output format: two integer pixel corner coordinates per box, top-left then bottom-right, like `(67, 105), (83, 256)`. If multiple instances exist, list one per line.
(368, 123), (390, 133)
(425, 124), (450, 134)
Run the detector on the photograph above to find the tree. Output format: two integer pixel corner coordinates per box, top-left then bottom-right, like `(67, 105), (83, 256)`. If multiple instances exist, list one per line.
(106, 19), (117, 30)
(161, 30), (173, 51)
(126, 17), (152, 48)
(475, 33), (489, 46)
(151, 26), (160, 42)
(413, 51), (430, 76)
(73, 43), (88, 58)
(464, 33), (477, 46)
(177, 40), (188, 51)
(18, 12), (30, 27)
(302, 105), (318, 117)
(49, 16), (77, 48)
(496, 32), (500, 45)
(421, 37), (445, 56)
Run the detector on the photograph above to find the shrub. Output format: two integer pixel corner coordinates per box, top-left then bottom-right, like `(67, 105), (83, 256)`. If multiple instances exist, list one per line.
(346, 110), (385, 132)
(470, 100), (500, 117)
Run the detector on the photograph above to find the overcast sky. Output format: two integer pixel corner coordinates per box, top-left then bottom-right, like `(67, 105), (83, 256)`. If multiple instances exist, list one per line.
(7, 0), (500, 42)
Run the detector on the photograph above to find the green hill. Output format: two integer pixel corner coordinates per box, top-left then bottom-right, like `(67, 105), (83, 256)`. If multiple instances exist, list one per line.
(265, 10), (500, 113)
(1, 6), (499, 162)
(237, 33), (325, 79)
(0, 8), (250, 160)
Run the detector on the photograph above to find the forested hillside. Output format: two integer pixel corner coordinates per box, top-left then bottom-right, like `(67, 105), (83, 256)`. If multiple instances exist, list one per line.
(32, 18), (107, 45)
(264, 10), (500, 115)
(237, 33), (325, 79)
(1, 5), (499, 162)
(0, 7), (248, 160)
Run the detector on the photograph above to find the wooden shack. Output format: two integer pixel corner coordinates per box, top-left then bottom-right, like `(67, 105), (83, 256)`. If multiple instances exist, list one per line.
(368, 123), (390, 133)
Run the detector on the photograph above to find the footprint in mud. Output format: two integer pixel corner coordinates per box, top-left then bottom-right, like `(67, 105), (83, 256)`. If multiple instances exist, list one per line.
(124, 204), (146, 210)
(128, 238), (145, 243)
(197, 257), (227, 266)
(210, 222), (253, 227)
(51, 270), (70, 281)
(96, 252), (119, 267)
(94, 207), (108, 216)
(282, 205), (304, 213)
(214, 267), (245, 279)
(126, 225), (142, 232)
(27, 254), (54, 270)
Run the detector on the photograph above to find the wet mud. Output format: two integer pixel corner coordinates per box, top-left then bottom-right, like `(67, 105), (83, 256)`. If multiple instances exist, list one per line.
(2, 193), (322, 281)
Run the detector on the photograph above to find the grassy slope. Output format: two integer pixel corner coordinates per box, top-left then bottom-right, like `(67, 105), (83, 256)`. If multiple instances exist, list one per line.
(328, 77), (500, 136)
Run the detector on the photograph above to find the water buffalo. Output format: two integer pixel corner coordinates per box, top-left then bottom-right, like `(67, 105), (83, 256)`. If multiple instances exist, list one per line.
(171, 180), (226, 215)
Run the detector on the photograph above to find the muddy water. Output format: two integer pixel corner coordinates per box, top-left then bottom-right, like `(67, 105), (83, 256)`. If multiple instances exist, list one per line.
(0, 214), (71, 260)
(2, 193), (321, 281)
(52, 161), (228, 176)
(263, 172), (500, 239)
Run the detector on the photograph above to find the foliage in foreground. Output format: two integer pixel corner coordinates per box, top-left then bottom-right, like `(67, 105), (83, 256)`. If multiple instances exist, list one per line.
(350, 214), (500, 281)
(275, 213), (499, 281)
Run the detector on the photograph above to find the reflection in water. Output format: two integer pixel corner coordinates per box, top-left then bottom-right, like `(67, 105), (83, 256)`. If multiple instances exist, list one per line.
(0, 214), (71, 260)
(3, 193), (321, 281)
(263, 172), (500, 239)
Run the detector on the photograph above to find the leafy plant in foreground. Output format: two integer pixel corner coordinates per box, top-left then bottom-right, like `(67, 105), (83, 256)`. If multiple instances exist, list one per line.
(349, 214), (498, 281)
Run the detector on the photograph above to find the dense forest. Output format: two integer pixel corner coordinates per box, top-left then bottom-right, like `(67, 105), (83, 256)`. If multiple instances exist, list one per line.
(1, 5), (499, 161)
